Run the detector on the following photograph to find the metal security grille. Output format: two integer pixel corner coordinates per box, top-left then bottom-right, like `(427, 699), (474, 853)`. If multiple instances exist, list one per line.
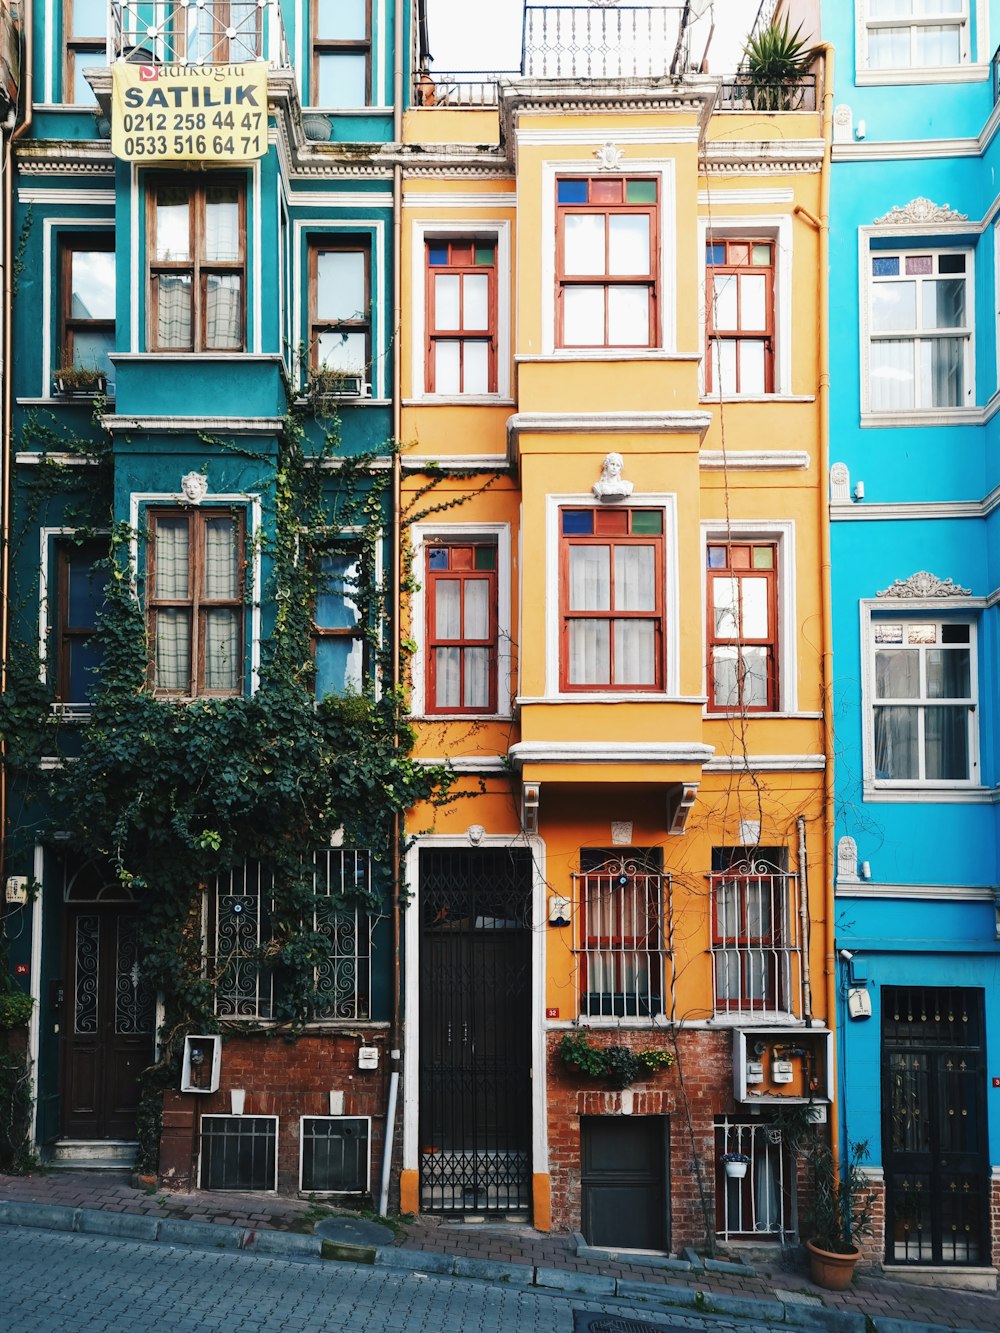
(300, 1117), (370, 1194)
(573, 852), (666, 1018)
(211, 863), (275, 1020)
(313, 849), (372, 1021)
(419, 847), (533, 1214)
(709, 858), (803, 1016)
(714, 1117), (793, 1242)
(199, 1115), (277, 1191)
(882, 987), (988, 1266)
(114, 2), (268, 65)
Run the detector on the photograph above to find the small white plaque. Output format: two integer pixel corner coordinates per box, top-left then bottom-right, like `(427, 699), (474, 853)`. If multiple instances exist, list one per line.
(611, 821), (632, 845)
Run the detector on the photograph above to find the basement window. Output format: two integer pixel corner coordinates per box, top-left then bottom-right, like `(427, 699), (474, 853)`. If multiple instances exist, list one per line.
(199, 1115), (278, 1191)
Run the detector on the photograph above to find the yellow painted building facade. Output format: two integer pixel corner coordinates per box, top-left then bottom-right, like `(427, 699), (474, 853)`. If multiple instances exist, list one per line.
(397, 66), (834, 1249)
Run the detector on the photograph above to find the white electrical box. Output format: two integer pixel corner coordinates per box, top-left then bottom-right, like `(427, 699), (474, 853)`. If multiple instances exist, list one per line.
(358, 1046), (379, 1071)
(772, 1059), (794, 1084)
(733, 1028), (834, 1104)
(5, 876), (28, 906)
(181, 1035), (222, 1093)
(746, 1060), (765, 1084)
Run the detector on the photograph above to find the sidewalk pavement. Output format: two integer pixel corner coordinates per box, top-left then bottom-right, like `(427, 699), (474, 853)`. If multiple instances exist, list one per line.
(0, 1169), (997, 1333)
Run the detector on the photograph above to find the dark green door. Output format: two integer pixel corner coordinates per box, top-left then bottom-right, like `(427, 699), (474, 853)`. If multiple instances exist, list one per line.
(581, 1115), (668, 1250)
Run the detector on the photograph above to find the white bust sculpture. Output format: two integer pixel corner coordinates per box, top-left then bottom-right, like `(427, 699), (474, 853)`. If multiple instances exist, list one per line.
(592, 452), (633, 502)
(180, 471), (209, 505)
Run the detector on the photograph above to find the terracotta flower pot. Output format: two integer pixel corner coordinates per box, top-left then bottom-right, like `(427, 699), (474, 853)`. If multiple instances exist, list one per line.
(806, 1238), (861, 1291)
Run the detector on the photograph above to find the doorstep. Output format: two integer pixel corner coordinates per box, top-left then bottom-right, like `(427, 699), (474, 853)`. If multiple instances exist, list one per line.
(880, 1263), (998, 1294)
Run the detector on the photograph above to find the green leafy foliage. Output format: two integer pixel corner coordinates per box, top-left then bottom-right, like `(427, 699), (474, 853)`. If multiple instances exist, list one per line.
(804, 1138), (877, 1254)
(743, 17), (819, 111)
(558, 1032), (675, 1089)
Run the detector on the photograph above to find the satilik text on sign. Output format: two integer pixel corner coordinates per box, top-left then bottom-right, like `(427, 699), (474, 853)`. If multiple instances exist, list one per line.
(112, 62), (268, 162)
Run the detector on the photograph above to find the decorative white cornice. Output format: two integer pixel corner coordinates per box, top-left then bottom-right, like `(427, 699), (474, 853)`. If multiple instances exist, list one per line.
(703, 754), (826, 773)
(874, 197), (968, 226)
(838, 882), (998, 900)
(18, 188), (116, 206)
(697, 188), (794, 205)
(876, 571), (972, 599)
(414, 756), (507, 773)
(401, 455), (508, 472)
(833, 137), (980, 162)
(699, 450), (810, 471)
(15, 451), (100, 467)
(508, 411), (712, 441)
(701, 139), (824, 176)
(102, 416), (286, 435)
(508, 741), (714, 768)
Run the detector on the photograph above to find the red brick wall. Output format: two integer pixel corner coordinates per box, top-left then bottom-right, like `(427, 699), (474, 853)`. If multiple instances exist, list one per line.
(546, 1028), (733, 1248)
(990, 1172), (1000, 1269)
(855, 1170), (885, 1269)
(159, 1031), (393, 1196)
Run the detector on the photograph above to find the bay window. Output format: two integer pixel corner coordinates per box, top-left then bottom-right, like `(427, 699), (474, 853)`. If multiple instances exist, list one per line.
(869, 250), (971, 411)
(560, 507), (664, 691)
(147, 508), (245, 698)
(871, 618), (977, 783)
(556, 177), (658, 349)
(148, 177), (246, 353)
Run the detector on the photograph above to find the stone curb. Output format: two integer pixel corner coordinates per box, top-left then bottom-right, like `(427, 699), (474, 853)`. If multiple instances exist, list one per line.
(244, 1228), (323, 1258)
(158, 1218), (244, 1250)
(873, 1322), (988, 1333)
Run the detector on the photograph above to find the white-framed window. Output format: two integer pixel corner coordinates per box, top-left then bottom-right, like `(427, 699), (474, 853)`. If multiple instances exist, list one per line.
(866, 616), (978, 786)
(867, 248), (973, 414)
(545, 493), (678, 698)
(859, 0), (972, 72)
(698, 217), (792, 399)
(409, 521), (512, 717)
(408, 220), (512, 401)
(700, 521), (797, 716)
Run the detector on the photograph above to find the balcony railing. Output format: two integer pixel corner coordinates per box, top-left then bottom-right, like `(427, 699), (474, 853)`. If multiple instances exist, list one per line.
(110, 1), (290, 67)
(717, 73), (816, 111)
(521, 3), (693, 81)
(412, 69), (515, 108)
(709, 866), (804, 1017)
(715, 1116), (794, 1242)
(573, 857), (670, 1019)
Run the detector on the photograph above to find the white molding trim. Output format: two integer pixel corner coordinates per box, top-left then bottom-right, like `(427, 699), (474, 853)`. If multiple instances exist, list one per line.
(129, 491), (263, 694)
(831, 488), (1000, 520)
(833, 138), (980, 161)
(704, 754), (826, 772)
(855, 64), (987, 86)
(509, 411), (711, 440)
(838, 882), (998, 899)
(102, 415), (286, 435)
(401, 454), (509, 471)
(409, 219), (512, 400)
(402, 834), (548, 1182)
(15, 451), (101, 466)
(516, 127), (699, 146)
(544, 491), (679, 699)
(540, 156), (676, 356)
(700, 450), (810, 471)
(402, 194), (516, 209)
(863, 786), (999, 804)
(409, 521), (513, 719)
(508, 741), (714, 767)
(287, 192), (395, 208)
(517, 694), (707, 706)
(414, 756), (508, 773)
(18, 188), (115, 206)
(697, 189), (793, 206)
(700, 518), (798, 714)
(698, 213), (793, 397)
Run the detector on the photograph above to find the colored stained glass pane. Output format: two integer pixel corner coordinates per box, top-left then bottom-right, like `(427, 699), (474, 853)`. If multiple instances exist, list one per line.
(729, 243), (750, 265)
(557, 179), (588, 204)
(562, 509), (593, 535)
(707, 545), (727, 568)
(751, 244), (772, 265)
(939, 253), (966, 273)
(428, 548), (449, 570)
(905, 255), (933, 275)
(631, 510), (662, 535)
(474, 244), (495, 266)
(706, 244), (725, 265)
(428, 245), (449, 266)
(752, 546), (774, 570)
(474, 546), (497, 570)
(873, 256), (899, 277)
(626, 179), (657, 204)
(590, 179), (622, 204)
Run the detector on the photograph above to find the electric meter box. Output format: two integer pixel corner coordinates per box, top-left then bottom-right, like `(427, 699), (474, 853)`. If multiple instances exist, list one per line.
(181, 1035), (222, 1094)
(733, 1028), (833, 1104)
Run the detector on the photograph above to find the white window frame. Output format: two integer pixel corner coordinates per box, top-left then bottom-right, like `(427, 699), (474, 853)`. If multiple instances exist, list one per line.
(856, 0), (985, 83)
(545, 492), (679, 700)
(198, 1114), (279, 1191)
(130, 490), (262, 696)
(698, 217), (793, 400)
(540, 159), (676, 358)
(700, 521), (797, 716)
(408, 220), (512, 402)
(860, 603), (980, 795)
(860, 241), (976, 425)
(409, 521), (512, 718)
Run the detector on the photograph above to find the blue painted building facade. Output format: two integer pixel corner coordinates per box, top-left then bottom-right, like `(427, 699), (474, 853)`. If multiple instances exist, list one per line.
(824, 0), (1000, 1279)
(1, 0), (415, 1196)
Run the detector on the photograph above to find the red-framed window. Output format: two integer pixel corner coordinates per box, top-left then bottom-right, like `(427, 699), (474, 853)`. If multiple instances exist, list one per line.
(706, 541), (778, 712)
(559, 507), (664, 691)
(556, 176), (658, 349)
(426, 541), (497, 714)
(426, 239), (497, 395)
(711, 849), (788, 1013)
(146, 508), (245, 698)
(705, 239), (775, 395)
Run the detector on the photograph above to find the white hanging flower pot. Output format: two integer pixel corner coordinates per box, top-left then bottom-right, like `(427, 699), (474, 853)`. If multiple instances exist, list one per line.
(724, 1159), (748, 1179)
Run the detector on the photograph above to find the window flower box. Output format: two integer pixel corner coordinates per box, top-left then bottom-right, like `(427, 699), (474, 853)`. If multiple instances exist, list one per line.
(53, 367), (107, 397)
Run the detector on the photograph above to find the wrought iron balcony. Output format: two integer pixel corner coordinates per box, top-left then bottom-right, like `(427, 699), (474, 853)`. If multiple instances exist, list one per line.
(717, 73), (816, 111)
(412, 68), (516, 109)
(521, 3), (699, 81)
(110, 1), (290, 68)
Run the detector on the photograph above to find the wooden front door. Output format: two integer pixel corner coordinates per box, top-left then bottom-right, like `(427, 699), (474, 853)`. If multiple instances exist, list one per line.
(62, 908), (154, 1139)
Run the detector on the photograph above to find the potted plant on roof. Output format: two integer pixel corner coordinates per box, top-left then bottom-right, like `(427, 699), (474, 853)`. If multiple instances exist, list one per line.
(720, 1150), (750, 1179)
(742, 16), (819, 112)
(803, 1138), (876, 1290)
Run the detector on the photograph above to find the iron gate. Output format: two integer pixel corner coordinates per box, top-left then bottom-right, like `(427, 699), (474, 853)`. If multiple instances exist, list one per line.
(419, 847), (533, 1213)
(882, 986), (988, 1265)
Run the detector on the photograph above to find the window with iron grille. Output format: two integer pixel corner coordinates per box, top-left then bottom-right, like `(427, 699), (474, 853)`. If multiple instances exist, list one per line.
(715, 1117), (792, 1242)
(300, 1116), (371, 1193)
(200, 1115), (277, 1191)
(208, 852), (373, 1022)
(574, 850), (665, 1018)
(710, 848), (800, 1016)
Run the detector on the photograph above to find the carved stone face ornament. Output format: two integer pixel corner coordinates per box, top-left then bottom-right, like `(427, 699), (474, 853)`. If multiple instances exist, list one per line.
(180, 471), (209, 505)
(592, 451), (634, 502)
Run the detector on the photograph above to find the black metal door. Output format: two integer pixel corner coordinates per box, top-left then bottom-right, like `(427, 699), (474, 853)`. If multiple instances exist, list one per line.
(882, 986), (988, 1266)
(419, 847), (533, 1213)
(581, 1115), (668, 1250)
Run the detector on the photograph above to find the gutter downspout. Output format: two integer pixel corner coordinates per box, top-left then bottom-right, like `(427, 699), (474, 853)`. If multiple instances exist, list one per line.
(379, 0), (404, 1221)
(2, 0), (33, 889)
(815, 41), (838, 1175)
(796, 815), (812, 1024)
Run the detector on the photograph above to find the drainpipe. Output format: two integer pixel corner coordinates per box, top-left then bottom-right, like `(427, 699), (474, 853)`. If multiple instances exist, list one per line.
(809, 42), (838, 1173)
(1, 0), (33, 889)
(379, 0), (405, 1221)
(796, 815), (812, 1023)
